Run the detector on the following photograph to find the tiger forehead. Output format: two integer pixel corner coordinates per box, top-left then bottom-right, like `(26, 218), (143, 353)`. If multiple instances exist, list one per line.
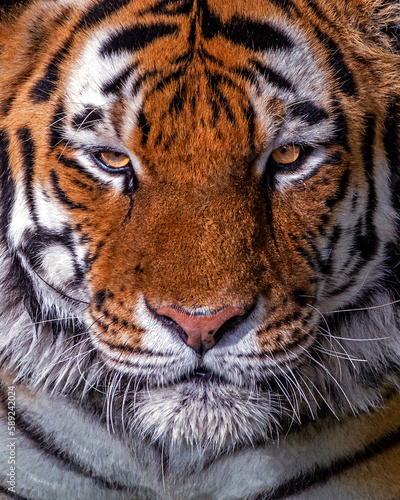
(65, 0), (332, 173)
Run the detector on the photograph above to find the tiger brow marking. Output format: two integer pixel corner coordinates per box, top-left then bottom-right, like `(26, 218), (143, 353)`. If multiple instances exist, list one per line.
(29, 0), (136, 103)
(139, 0), (193, 16)
(100, 23), (179, 57)
(102, 62), (139, 95)
(71, 107), (103, 131)
(290, 101), (329, 125)
(313, 27), (357, 97)
(30, 40), (73, 103)
(76, 0), (133, 29)
(199, 0), (293, 52)
(250, 59), (293, 92)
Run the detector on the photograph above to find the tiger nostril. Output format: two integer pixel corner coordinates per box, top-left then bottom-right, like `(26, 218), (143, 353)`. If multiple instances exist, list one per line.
(154, 304), (249, 353)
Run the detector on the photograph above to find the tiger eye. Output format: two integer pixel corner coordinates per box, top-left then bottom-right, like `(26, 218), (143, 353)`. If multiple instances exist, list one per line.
(100, 151), (130, 168)
(271, 144), (301, 164)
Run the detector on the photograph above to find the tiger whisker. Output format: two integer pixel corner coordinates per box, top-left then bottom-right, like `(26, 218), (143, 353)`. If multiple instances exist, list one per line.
(30, 267), (89, 305)
(298, 344), (356, 415)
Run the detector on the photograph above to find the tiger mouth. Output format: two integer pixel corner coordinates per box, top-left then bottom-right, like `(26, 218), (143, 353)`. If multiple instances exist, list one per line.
(96, 324), (318, 390)
(184, 367), (219, 383)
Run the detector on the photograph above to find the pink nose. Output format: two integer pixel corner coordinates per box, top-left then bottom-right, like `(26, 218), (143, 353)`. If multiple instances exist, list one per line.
(156, 305), (247, 353)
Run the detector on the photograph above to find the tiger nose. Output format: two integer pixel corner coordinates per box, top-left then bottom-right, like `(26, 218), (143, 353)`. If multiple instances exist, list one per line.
(156, 305), (248, 353)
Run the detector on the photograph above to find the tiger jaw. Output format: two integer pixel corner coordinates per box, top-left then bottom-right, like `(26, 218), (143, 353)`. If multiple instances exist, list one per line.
(86, 308), (320, 457)
(87, 293), (320, 386)
(124, 379), (282, 456)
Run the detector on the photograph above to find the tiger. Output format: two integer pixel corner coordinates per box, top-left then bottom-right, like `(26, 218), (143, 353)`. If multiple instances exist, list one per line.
(1, 0), (400, 498)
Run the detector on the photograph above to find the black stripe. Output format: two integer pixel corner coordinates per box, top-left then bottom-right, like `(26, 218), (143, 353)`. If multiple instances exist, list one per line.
(1, 95), (15, 116)
(71, 107), (103, 131)
(0, 485), (29, 500)
(319, 225), (342, 275)
(332, 103), (349, 150)
(326, 277), (357, 297)
(102, 63), (138, 95)
(200, 0), (292, 52)
(246, 101), (256, 156)
(207, 73), (236, 124)
(49, 103), (66, 149)
(50, 170), (88, 210)
(383, 98), (400, 212)
(57, 155), (107, 188)
(357, 115), (378, 261)
(30, 0), (139, 103)
(140, 0), (193, 16)
(77, 0), (133, 28)
(30, 40), (72, 103)
(266, 0), (299, 12)
(314, 28), (357, 97)
(251, 60), (293, 91)
(291, 101), (329, 125)
(296, 246), (317, 271)
(254, 424), (400, 499)
(305, 0), (332, 25)
(169, 82), (187, 114)
(84, 238), (106, 271)
(0, 241), (42, 328)
(0, 130), (14, 240)
(149, 66), (186, 95)
(137, 109), (151, 145)
(0, 386), (143, 496)
(325, 169), (350, 208)
(100, 23), (179, 57)
(0, 0), (31, 16)
(21, 226), (84, 284)
(131, 71), (157, 97)
(17, 127), (38, 224)
(382, 23), (400, 54)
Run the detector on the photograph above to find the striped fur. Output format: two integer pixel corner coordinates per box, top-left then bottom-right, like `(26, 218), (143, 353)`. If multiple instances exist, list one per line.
(1, 0), (400, 498)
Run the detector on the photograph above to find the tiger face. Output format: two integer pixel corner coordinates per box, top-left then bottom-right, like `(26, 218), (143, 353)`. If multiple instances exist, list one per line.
(1, 0), (400, 464)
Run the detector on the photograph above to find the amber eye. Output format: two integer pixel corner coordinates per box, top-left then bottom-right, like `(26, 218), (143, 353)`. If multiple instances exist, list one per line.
(98, 151), (131, 169)
(271, 144), (301, 165)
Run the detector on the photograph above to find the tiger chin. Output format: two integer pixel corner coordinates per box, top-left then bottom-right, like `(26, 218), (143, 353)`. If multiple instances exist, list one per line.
(1, 0), (400, 499)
